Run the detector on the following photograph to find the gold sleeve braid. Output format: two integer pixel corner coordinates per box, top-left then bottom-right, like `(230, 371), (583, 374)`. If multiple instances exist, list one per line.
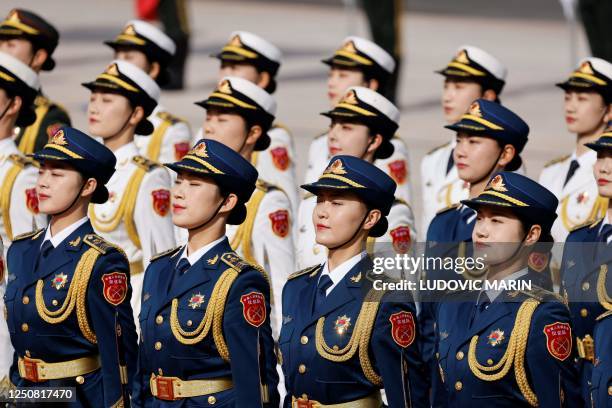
(35, 248), (100, 343)
(88, 167), (146, 249)
(230, 187), (266, 264)
(597, 264), (612, 310)
(314, 289), (385, 385)
(467, 299), (539, 407)
(169, 267), (240, 361)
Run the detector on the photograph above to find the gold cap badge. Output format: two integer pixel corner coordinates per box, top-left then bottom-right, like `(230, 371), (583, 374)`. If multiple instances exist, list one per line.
(217, 79), (232, 94)
(50, 129), (67, 146)
(487, 174), (508, 192)
(324, 159), (347, 175)
(455, 50), (470, 65)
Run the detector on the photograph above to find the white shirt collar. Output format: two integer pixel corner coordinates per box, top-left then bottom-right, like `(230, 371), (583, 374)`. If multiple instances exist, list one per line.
(42, 217), (89, 248)
(571, 148), (597, 167)
(112, 142), (139, 163)
(483, 267), (529, 303)
(320, 251), (366, 295)
(179, 236), (226, 267)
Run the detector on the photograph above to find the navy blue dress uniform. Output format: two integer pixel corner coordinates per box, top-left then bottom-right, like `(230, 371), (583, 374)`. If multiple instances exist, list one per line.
(0, 9), (71, 155)
(559, 132), (612, 406)
(592, 310), (612, 407)
(280, 155), (427, 408)
(4, 127), (138, 407)
(434, 172), (581, 407)
(132, 139), (279, 407)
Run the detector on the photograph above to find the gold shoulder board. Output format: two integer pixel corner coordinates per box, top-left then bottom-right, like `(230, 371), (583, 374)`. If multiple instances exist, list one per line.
(132, 156), (160, 171)
(544, 154), (570, 168)
(83, 234), (125, 257)
(12, 228), (44, 242)
(150, 246), (182, 262)
(221, 252), (252, 273)
(157, 111), (186, 125)
(288, 264), (321, 281)
(519, 285), (563, 303)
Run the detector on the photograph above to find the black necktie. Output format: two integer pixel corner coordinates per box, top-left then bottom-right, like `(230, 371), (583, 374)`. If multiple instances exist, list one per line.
(170, 258), (191, 291)
(35, 240), (54, 272)
(446, 150), (455, 175)
(313, 274), (333, 315)
(563, 160), (579, 187)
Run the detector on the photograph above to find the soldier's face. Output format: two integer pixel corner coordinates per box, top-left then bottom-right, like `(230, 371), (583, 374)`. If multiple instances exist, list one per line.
(171, 172), (227, 229)
(442, 80), (483, 124)
(327, 67), (368, 106)
(563, 90), (608, 135)
(454, 133), (503, 183)
(473, 206), (528, 266)
(204, 110), (248, 151)
(219, 62), (260, 84)
(87, 91), (133, 139)
(36, 161), (85, 215)
(114, 48), (151, 72)
(0, 38), (34, 65)
(327, 120), (373, 158)
(313, 190), (369, 247)
(594, 150), (612, 197)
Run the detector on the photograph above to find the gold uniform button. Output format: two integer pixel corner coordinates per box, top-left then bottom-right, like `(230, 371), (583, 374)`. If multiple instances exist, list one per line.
(76, 376), (84, 384)
(155, 315), (163, 325)
(580, 308), (588, 318)
(52, 299), (58, 306)
(582, 282), (590, 291)
(436, 352), (440, 359)
(487, 359), (494, 365)
(22, 296), (29, 305)
(298, 364), (306, 374)
(21, 323), (29, 332)
(456, 351), (464, 360)
(455, 381), (463, 391)
(208, 396), (216, 404)
(154, 341), (162, 351)
(186, 320), (193, 327)
(300, 336), (308, 345)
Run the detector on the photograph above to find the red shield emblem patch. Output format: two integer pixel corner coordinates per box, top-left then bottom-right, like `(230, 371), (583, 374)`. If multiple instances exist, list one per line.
(101, 272), (128, 306)
(151, 189), (170, 216)
(270, 147), (290, 171)
(240, 291), (266, 327)
(543, 322), (572, 361)
(269, 209), (289, 238)
(174, 142), (190, 161)
(390, 226), (411, 254)
(528, 251), (549, 273)
(387, 160), (407, 185)
(25, 188), (39, 214)
(389, 311), (415, 348)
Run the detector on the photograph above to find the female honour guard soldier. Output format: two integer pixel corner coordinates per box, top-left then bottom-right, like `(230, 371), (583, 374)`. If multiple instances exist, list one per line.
(420, 45), (507, 238)
(211, 31), (299, 213)
(0, 9), (71, 154)
(83, 60), (176, 322)
(280, 155), (426, 408)
(435, 172), (580, 407)
(133, 139), (279, 407)
(196, 76), (294, 336)
(540, 57), (612, 242)
(0, 51), (47, 387)
(304, 36), (412, 205)
(104, 20), (193, 165)
(296, 86), (416, 269)
(5, 127), (137, 407)
(559, 131), (612, 405)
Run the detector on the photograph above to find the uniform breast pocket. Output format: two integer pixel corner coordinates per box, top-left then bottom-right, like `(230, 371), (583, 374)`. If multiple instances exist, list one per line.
(169, 307), (210, 359)
(3, 284), (18, 334)
(278, 324), (293, 372)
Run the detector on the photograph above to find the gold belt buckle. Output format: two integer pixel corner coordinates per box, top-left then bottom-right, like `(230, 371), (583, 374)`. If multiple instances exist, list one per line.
(582, 335), (594, 362)
(22, 357), (40, 382)
(294, 395), (316, 408)
(155, 376), (176, 401)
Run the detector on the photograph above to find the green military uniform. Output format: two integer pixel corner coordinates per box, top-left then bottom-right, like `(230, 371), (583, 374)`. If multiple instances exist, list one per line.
(360, 0), (402, 103)
(0, 9), (71, 154)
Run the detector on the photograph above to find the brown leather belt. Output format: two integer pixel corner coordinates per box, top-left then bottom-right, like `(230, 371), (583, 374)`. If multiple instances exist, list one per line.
(291, 393), (382, 408)
(18, 355), (100, 382)
(149, 373), (233, 401)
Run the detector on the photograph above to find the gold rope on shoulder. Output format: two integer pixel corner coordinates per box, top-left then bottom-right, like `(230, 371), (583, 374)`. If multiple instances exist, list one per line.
(315, 289), (384, 385)
(467, 299), (539, 406)
(597, 264), (612, 311)
(0, 163), (24, 241)
(230, 187), (266, 263)
(18, 102), (50, 154)
(146, 119), (172, 162)
(89, 167), (146, 248)
(560, 195), (608, 231)
(169, 268), (240, 361)
(35, 248), (100, 343)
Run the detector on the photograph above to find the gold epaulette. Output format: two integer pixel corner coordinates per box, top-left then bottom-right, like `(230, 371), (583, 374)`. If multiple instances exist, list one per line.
(272, 121), (292, 136)
(8, 154), (35, 167)
(426, 141), (450, 156)
(570, 217), (603, 232)
(288, 265), (321, 281)
(436, 203), (460, 215)
(544, 154), (570, 168)
(256, 179), (283, 194)
(132, 155), (160, 171)
(34, 95), (50, 107)
(157, 111), (187, 125)
(596, 310), (612, 321)
(150, 246), (182, 262)
(84, 234), (126, 257)
(221, 252), (253, 273)
(12, 228), (44, 242)
(518, 285), (563, 303)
